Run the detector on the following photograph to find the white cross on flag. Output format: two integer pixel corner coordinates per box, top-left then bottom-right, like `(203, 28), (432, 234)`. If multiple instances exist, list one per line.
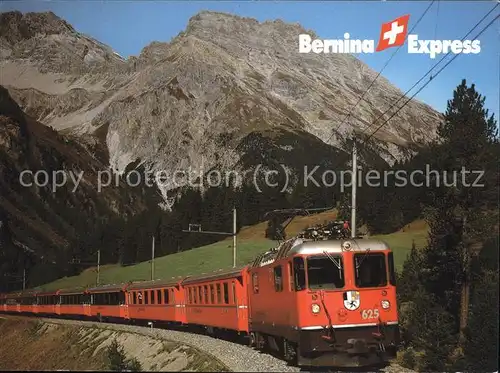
(376, 14), (410, 52)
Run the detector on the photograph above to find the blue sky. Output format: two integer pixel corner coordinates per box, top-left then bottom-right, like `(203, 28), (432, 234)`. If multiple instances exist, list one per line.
(2, 1), (499, 122)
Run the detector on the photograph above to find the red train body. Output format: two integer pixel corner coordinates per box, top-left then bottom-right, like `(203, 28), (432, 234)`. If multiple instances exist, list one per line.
(182, 267), (250, 333)
(0, 238), (399, 368)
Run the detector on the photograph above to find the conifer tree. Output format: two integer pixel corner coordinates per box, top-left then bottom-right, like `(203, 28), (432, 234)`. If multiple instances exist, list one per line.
(397, 80), (498, 370)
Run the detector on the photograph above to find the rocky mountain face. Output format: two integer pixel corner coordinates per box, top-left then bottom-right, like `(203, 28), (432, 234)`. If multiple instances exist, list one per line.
(0, 10), (442, 197)
(0, 85), (156, 288)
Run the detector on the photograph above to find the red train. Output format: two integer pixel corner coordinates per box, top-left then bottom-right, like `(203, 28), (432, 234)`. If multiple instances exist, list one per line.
(0, 238), (399, 368)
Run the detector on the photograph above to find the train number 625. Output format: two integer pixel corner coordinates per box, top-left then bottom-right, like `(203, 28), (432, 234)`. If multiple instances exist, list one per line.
(361, 308), (380, 319)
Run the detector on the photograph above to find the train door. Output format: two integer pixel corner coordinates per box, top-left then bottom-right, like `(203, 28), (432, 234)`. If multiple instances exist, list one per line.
(55, 295), (61, 315)
(120, 291), (129, 319)
(84, 294), (92, 317)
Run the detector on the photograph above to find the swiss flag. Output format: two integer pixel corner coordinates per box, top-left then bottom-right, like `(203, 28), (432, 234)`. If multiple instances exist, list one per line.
(376, 14), (410, 52)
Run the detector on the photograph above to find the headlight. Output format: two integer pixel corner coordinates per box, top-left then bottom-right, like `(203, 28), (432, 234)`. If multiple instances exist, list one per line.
(311, 303), (321, 314)
(381, 300), (390, 309)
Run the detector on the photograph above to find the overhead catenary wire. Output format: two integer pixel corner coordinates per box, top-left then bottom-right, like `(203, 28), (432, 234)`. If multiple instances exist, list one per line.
(430, 0), (440, 79)
(319, 2), (498, 183)
(362, 9), (500, 145)
(324, 0), (437, 145)
(360, 2), (499, 140)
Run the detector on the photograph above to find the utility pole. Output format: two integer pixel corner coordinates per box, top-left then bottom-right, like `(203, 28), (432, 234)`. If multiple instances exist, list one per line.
(233, 207), (237, 268)
(351, 136), (357, 238)
(151, 235), (155, 280)
(182, 207), (238, 268)
(97, 249), (100, 286)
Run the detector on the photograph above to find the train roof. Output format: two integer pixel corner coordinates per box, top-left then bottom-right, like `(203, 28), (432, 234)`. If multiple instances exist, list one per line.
(87, 283), (128, 293)
(252, 238), (391, 267)
(127, 278), (181, 290)
(3, 289), (59, 297)
(18, 289), (38, 297)
(181, 267), (246, 285)
(289, 239), (390, 255)
(58, 287), (88, 295)
(33, 289), (60, 296)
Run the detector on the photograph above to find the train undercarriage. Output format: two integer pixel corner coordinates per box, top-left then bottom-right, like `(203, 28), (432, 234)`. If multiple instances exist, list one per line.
(249, 323), (399, 368)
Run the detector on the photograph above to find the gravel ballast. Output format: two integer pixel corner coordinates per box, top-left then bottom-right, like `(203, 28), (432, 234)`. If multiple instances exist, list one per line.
(2, 315), (412, 372)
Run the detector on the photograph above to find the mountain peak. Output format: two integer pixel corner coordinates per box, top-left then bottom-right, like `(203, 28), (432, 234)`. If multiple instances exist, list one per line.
(184, 10), (308, 41)
(0, 11), (75, 45)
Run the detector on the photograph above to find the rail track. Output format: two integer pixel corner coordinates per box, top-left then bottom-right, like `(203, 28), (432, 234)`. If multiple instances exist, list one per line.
(1, 314), (412, 372)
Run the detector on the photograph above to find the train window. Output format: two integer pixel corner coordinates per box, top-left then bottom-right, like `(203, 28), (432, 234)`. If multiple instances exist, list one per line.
(210, 285), (215, 304)
(293, 257), (306, 291)
(307, 255), (344, 289)
(252, 273), (259, 294)
(388, 253), (396, 286)
(223, 283), (229, 304)
(232, 282), (236, 304)
(216, 284), (222, 303)
(145, 291), (150, 304)
(151, 290), (156, 304)
(204, 285), (209, 304)
(133, 292), (137, 304)
(156, 290), (161, 304)
(165, 289), (170, 304)
(274, 266), (283, 292)
(354, 253), (387, 288)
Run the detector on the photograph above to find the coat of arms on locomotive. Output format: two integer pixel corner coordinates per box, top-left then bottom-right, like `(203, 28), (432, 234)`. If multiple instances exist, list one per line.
(343, 290), (360, 310)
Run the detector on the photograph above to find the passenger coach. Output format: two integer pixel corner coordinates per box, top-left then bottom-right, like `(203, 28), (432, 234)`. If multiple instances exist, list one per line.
(127, 279), (185, 324)
(182, 267), (250, 335)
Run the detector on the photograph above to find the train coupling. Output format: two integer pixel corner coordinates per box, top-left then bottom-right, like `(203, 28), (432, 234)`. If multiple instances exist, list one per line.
(346, 338), (369, 354)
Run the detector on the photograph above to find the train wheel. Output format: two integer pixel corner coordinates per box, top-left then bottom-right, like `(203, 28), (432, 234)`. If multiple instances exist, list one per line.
(283, 338), (298, 365)
(249, 332), (256, 347)
(252, 332), (266, 349)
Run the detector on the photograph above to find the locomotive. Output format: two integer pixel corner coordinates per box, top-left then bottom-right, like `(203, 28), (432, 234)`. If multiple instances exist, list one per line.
(248, 235), (399, 367)
(0, 227), (399, 368)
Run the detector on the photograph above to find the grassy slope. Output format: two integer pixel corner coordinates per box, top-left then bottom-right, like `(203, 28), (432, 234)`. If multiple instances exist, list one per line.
(39, 211), (429, 291)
